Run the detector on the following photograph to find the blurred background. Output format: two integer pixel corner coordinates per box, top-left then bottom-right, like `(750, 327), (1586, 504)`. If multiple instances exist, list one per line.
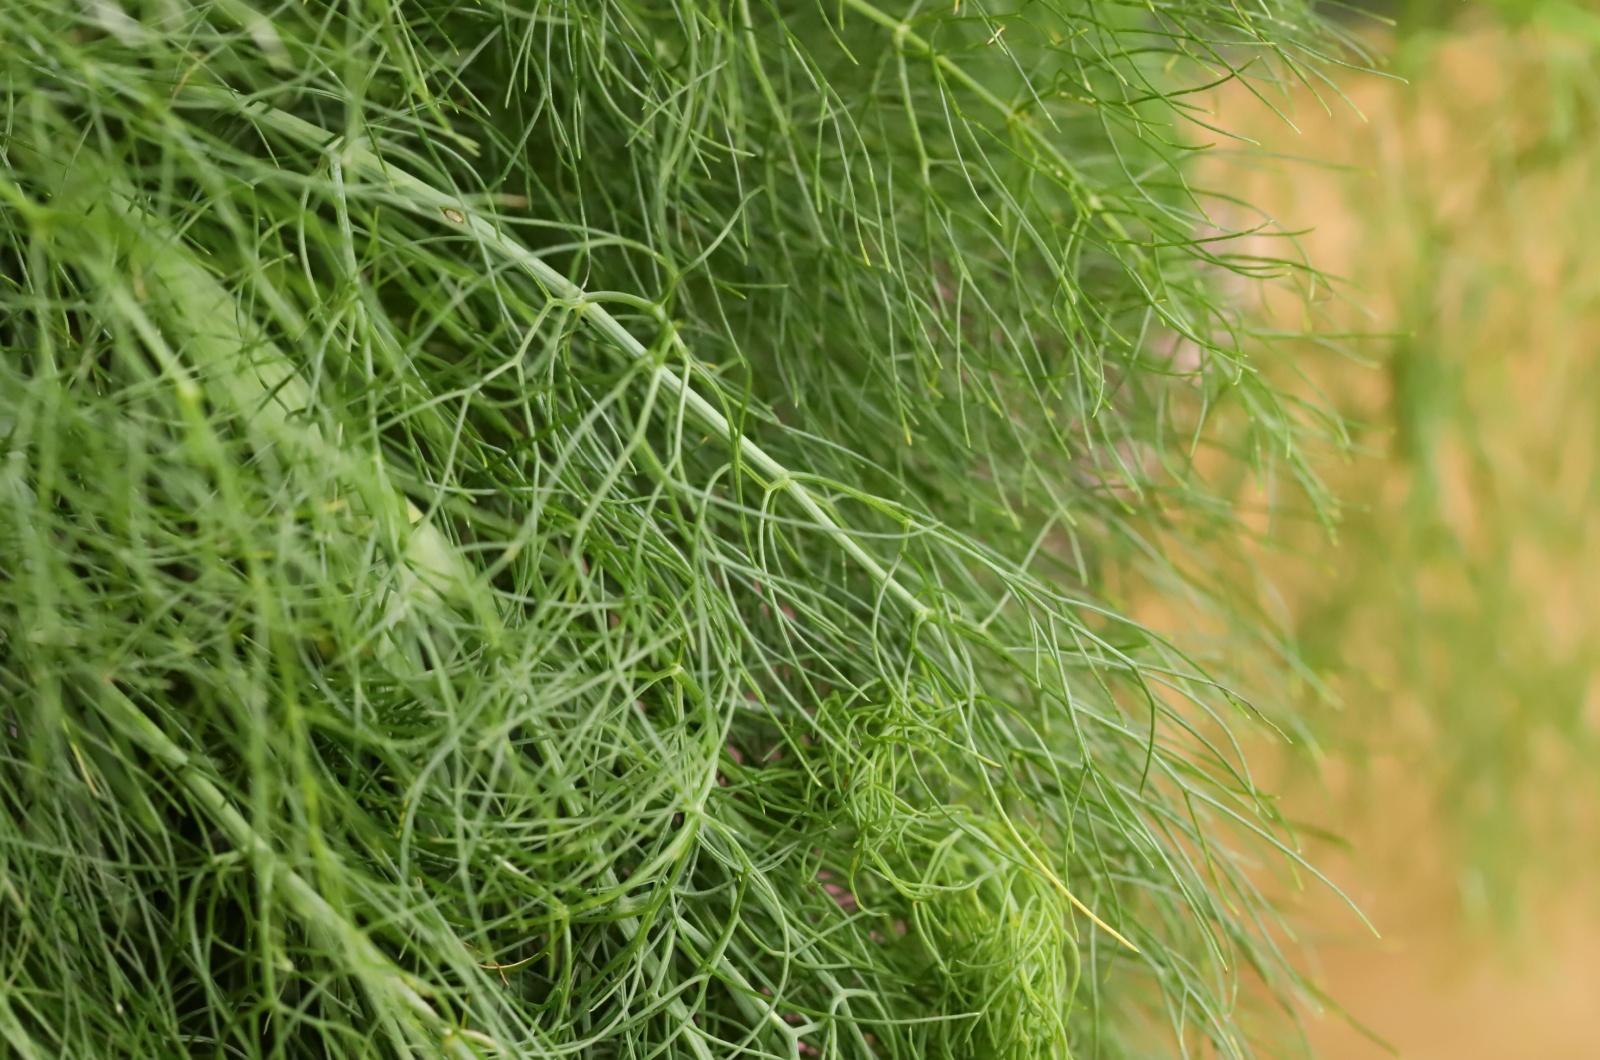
(1204, 2), (1600, 1055)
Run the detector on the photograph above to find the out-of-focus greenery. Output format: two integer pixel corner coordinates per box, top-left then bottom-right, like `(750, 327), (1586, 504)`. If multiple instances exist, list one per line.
(1371, 0), (1600, 43)
(1216, 13), (1600, 920)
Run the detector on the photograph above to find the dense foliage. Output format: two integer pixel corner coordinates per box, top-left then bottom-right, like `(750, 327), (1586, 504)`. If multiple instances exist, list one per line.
(0, 0), (1351, 1056)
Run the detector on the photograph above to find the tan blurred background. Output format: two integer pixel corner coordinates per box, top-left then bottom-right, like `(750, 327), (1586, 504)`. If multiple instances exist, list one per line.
(1205, 14), (1600, 1058)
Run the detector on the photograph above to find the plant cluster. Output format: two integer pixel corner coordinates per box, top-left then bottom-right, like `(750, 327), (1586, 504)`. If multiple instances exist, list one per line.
(0, 0), (1352, 1056)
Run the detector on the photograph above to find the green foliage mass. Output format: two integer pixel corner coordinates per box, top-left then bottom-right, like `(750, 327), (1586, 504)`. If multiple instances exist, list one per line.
(0, 0), (1348, 1056)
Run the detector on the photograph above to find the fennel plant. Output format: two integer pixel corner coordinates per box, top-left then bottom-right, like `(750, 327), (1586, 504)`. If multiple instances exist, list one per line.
(0, 0), (1357, 1056)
